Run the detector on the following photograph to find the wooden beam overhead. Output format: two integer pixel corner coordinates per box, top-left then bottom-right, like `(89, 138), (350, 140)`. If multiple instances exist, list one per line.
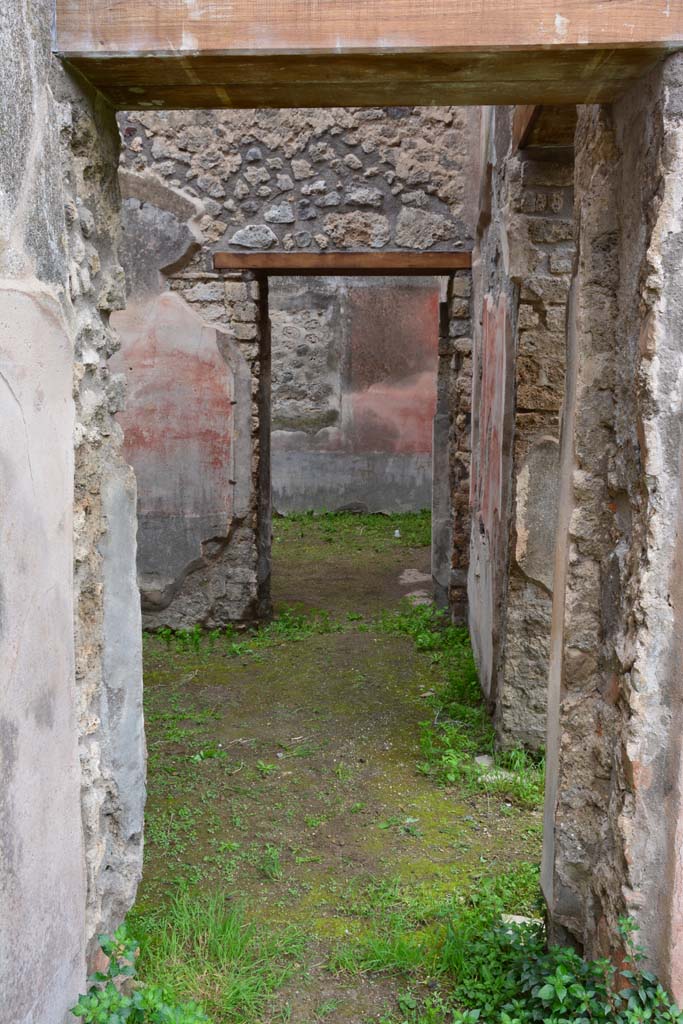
(512, 104), (578, 153)
(213, 251), (472, 276)
(512, 106), (543, 152)
(53, 0), (683, 109)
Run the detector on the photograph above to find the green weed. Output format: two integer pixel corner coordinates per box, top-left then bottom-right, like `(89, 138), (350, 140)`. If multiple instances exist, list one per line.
(378, 602), (544, 808)
(191, 742), (227, 764)
(274, 510), (432, 552)
(305, 814), (327, 829)
(260, 843), (284, 880)
(147, 606), (343, 659)
(330, 880), (682, 1024)
(329, 863), (540, 977)
(71, 924), (208, 1023)
(128, 892), (305, 1023)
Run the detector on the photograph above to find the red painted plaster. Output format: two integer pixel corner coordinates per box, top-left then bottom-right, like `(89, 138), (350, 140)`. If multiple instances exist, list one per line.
(111, 291), (234, 521)
(344, 282), (439, 454)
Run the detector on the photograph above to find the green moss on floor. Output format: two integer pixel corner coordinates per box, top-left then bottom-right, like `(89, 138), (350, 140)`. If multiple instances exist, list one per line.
(132, 513), (543, 1024)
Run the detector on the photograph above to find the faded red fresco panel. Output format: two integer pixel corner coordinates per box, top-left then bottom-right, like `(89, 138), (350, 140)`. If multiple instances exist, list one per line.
(474, 293), (512, 537)
(111, 291), (234, 522)
(345, 282), (439, 453)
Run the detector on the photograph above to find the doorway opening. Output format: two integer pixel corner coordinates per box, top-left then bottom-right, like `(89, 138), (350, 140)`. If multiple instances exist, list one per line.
(116, 249), (544, 1023)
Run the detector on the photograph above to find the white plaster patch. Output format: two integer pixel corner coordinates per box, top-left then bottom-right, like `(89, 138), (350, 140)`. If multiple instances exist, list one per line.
(554, 13), (569, 41)
(180, 29), (199, 51)
(515, 461), (530, 564)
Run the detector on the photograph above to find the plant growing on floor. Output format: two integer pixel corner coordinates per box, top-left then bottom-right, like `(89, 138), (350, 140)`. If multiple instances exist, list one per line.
(260, 843), (284, 880)
(378, 601), (545, 807)
(70, 925), (210, 1023)
(447, 917), (683, 1023)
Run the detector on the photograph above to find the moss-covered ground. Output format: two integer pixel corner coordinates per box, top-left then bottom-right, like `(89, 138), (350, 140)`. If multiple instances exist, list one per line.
(132, 512), (543, 1023)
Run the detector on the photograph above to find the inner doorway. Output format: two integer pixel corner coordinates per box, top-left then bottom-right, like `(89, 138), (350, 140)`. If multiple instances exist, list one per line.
(269, 272), (440, 618)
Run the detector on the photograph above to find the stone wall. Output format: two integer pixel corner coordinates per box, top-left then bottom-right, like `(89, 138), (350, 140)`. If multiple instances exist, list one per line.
(116, 106), (477, 627)
(543, 55), (683, 995)
(439, 270), (473, 617)
(495, 138), (572, 751)
(60, 71), (146, 968)
(0, 1), (144, 1019)
(119, 107), (477, 257)
(270, 275), (440, 513)
(469, 106), (571, 749)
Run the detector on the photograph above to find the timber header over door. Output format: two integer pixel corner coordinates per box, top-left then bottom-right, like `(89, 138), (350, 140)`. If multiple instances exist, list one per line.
(54, 0), (683, 109)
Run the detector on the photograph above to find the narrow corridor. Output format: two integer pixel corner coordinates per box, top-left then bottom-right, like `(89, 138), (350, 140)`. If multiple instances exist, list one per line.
(132, 513), (542, 1023)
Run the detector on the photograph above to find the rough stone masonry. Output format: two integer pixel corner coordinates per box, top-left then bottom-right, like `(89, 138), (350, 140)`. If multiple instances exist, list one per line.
(470, 106), (572, 751)
(543, 55), (683, 992)
(269, 273), (442, 516)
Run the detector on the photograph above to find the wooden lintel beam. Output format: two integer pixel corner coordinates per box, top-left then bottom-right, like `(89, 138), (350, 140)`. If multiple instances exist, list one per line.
(55, 1), (683, 56)
(512, 106), (542, 152)
(513, 104), (579, 153)
(212, 251), (472, 276)
(53, 0), (683, 109)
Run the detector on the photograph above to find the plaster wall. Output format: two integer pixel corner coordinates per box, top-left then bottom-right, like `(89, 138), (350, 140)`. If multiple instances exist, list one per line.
(270, 275), (440, 513)
(0, 1), (144, 1018)
(543, 54), (683, 997)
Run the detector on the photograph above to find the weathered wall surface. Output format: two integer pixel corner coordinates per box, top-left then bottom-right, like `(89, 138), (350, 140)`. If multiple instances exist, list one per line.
(543, 55), (683, 996)
(469, 106), (571, 749)
(60, 71), (146, 966)
(116, 106), (477, 626)
(119, 107), (478, 256)
(439, 270), (473, 617)
(495, 146), (572, 750)
(112, 225), (269, 628)
(270, 275), (440, 513)
(110, 178), (261, 627)
(0, 2), (144, 1020)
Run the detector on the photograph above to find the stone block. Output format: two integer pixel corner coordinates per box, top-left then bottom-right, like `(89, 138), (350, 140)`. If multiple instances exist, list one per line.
(229, 223), (278, 248)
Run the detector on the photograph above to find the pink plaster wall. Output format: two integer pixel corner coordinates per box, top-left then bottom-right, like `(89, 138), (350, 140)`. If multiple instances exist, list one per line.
(468, 292), (515, 704)
(111, 291), (237, 601)
(112, 292), (234, 520)
(270, 277), (440, 512)
(343, 283), (439, 455)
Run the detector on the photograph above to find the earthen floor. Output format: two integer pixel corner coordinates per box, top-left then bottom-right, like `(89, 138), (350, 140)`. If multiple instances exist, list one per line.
(134, 514), (542, 1022)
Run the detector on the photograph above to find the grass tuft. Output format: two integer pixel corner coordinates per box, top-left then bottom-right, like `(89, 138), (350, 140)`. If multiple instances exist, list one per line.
(128, 892), (305, 1023)
(328, 862), (542, 979)
(147, 606), (343, 658)
(274, 510), (432, 551)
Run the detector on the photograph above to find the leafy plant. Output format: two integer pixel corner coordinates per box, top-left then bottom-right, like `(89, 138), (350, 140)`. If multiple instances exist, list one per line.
(446, 916), (683, 1023)
(71, 925), (210, 1023)
(191, 742), (227, 764)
